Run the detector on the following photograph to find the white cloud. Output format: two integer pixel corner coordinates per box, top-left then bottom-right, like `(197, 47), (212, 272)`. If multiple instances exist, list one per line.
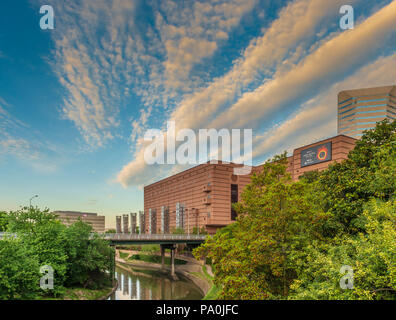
(208, 0), (396, 130)
(253, 52), (396, 161)
(116, 0), (396, 187)
(116, 0), (364, 187)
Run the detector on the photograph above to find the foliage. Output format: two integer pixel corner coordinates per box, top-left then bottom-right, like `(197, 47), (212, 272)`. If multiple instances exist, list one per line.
(194, 153), (327, 299)
(192, 226), (208, 235)
(105, 229), (116, 234)
(0, 238), (41, 300)
(0, 211), (9, 232)
(62, 220), (113, 289)
(140, 244), (160, 253)
(194, 120), (396, 300)
(290, 199), (396, 300)
(128, 253), (187, 265)
(172, 227), (185, 234)
(304, 119), (396, 236)
(1, 207), (114, 299)
(119, 251), (129, 260)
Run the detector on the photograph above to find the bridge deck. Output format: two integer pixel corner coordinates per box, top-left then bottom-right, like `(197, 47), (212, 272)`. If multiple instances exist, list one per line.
(104, 233), (207, 245)
(0, 232), (207, 245)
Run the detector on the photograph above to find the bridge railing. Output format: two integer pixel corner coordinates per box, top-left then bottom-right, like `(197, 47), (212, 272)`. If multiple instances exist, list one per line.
(103, 233), (207, 241)
(0, 232), (17, 239)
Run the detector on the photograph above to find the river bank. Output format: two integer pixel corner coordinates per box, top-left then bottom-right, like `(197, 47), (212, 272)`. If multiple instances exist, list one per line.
(115, 249), (216, 298)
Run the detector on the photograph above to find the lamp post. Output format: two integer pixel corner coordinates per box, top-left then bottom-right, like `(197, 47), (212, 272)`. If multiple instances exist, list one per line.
(29, 195), (38, 208)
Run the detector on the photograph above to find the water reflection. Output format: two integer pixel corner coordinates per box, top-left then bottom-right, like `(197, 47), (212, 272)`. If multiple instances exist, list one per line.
(109, 266), (203, 300)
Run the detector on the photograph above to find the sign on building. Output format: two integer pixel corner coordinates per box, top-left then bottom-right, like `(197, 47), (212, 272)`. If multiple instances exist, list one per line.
(301, 142), (332, 167)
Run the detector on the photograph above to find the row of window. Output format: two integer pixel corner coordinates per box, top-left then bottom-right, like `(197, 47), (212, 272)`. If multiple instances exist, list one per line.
(339, 116), (394, 133)
(338, 94), (392, 106)
(340, 109), (389, 120)
(338, 104), (388, 116)
(339, 121), (379, 131)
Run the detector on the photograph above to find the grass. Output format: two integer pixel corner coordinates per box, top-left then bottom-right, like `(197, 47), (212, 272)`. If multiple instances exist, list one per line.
(202, 265), (214, 280)
(37, 285), (113, 300)
(119, 251), (129, 259)
(203, 283), (221, 300)
(200, 265), (221, 300)
(128, 253), (187, 265)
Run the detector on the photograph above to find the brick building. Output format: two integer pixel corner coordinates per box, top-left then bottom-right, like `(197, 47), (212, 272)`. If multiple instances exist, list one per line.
(143, 134), (356, 235)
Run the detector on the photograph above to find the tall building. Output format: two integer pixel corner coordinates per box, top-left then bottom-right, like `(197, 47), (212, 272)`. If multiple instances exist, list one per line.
(53, 211), (105, 233)
(338, 85), (396, 138)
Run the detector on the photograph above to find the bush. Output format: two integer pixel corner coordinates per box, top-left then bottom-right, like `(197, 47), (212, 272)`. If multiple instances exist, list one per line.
(2, 207), (114, 298)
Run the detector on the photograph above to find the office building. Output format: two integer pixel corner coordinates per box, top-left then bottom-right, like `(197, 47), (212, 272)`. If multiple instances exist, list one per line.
(143, 134), (357, 235)
(338, 85), (396, 138)
(53, 211), (105, 233)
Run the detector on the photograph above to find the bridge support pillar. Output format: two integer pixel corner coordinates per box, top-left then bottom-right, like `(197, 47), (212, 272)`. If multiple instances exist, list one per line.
(160, 244), (165, 269)
(170, 244), (176, 278)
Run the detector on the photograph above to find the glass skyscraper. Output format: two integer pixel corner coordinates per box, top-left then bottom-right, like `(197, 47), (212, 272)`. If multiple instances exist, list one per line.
(338, 85), (396, 138)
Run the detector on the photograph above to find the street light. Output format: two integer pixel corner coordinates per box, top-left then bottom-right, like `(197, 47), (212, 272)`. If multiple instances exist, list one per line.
(29, 195), (38, 208)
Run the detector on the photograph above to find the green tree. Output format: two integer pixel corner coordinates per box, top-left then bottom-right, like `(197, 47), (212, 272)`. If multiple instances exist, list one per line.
(0, 238), (41, 299)
(290, 199), (396, 300)
(0, 211), (9, 231)
(7, 207), (68, 296)
(63, 220), (113, 289)
(4, 207), (114, 298)
(304, 119), (396, 236)
(194, 153), (327, 299)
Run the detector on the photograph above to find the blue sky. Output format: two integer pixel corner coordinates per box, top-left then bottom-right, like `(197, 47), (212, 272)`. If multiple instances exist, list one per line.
(1, 0), (396, 228)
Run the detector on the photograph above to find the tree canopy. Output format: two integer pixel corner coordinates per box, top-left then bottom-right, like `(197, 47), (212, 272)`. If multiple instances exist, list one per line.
(0, 207), (114, 299)
(194, 120), (396, 300)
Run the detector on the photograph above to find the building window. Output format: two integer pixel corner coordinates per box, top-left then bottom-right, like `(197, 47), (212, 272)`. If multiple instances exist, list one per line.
(231, 184), (238, 221)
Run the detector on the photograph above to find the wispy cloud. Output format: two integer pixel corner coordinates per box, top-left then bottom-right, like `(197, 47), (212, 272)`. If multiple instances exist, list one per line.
(116, 0), (396, 187)
(253, 51), (396, 161)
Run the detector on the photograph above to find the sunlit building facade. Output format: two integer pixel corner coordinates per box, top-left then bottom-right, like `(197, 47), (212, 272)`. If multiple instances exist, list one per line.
(144, 135), (357, 235)
(337, 85), (396, 138)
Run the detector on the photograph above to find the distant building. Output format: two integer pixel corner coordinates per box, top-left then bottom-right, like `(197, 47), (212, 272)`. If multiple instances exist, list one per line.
(338, 85), (396, 138)
(53, 211), (105, 233)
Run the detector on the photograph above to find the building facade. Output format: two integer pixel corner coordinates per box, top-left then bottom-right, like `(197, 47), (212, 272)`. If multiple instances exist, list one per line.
(337, 85), (396, 138)
(53, 211), (105, 233)
(143, 134), (357, 235)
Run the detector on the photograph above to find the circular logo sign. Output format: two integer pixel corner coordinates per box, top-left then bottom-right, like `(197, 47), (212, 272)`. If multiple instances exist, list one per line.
(317, 146), (328, 161)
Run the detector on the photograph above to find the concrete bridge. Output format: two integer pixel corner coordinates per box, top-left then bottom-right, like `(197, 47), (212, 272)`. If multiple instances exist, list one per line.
(105, 233), (207, 278)
(0, 232), (207, 278)
(104, 233), (206, 245)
